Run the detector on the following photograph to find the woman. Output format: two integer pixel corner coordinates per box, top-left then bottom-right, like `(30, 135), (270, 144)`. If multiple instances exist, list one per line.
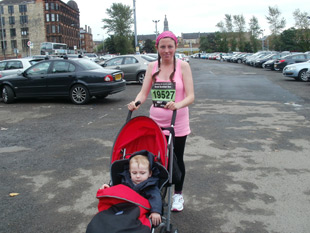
(128, 31), (194, 212)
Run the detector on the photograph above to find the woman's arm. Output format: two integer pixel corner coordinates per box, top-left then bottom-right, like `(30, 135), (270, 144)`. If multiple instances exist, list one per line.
(128, 62), (155, 111)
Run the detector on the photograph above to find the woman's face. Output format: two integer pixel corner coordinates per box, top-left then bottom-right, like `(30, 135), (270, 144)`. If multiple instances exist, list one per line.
(156, 38), (177, 61)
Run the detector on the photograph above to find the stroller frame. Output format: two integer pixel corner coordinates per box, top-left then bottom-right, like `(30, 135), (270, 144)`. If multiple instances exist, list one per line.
(125, 105), (178, 233)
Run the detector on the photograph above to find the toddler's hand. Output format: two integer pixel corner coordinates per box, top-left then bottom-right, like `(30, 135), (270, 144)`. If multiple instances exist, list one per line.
(149, 212), (161, 226)
(100, 184), (110, 189)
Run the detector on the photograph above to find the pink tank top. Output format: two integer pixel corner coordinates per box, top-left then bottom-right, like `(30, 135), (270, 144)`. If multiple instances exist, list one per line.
(150, 59), (190, 137)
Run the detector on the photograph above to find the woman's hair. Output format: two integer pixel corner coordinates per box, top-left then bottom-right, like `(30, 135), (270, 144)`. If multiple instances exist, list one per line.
(152, 31), (178, 83)
(130, 155), (151, 171)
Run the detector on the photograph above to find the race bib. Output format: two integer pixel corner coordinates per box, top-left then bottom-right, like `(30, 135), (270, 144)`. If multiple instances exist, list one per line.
(151, 82), (176, 108)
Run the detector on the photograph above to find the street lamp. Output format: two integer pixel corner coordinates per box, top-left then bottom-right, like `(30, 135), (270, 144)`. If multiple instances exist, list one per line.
(153, 20), (160, 37)
(133, 0), (138, 52)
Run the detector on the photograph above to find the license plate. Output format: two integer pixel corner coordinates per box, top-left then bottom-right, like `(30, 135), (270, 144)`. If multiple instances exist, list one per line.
(115, 74), (122, 81)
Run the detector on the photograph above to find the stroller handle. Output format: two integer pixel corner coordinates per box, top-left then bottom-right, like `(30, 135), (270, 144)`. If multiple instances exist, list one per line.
(126, 101), (177, 125)
(126, 101), (141, 122)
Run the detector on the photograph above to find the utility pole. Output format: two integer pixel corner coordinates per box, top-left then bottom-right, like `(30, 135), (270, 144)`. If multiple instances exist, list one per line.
(133, 0), (138, 53)
(153, 20), (160, 37)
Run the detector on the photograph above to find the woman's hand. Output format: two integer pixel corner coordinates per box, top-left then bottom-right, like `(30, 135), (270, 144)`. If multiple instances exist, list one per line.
(149, 212), (161, 226)
(127, 101), (140, 111)
(164, 101), (181, 110)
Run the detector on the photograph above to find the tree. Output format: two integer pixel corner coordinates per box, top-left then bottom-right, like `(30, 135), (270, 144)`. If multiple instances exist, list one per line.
(266, 6), (286, 35)
(142, 39), (156, 53)
(102, 3), (134, 54)
(248, 16), (261, 52)
(293, 9), (310, 51)
(265, 6), (286, 50)
(233, 15), (246, 51)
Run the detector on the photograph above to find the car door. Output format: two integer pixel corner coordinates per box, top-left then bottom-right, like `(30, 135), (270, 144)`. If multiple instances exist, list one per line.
(121, 57), (139, 81)
(3, 60), (24, 76)
(14, 61), (51, 97)
(45, 61), (76, 95)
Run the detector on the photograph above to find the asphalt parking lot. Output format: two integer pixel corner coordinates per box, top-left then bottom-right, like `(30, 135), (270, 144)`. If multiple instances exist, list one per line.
(1, 58), (310, 233)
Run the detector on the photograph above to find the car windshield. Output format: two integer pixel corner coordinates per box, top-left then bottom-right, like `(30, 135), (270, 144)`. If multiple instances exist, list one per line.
(141, 55), (156, 62)
(75, 59), (103, 70)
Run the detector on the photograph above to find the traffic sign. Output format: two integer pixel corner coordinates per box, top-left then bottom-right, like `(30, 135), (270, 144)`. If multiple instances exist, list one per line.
(27, 41), (31, 47)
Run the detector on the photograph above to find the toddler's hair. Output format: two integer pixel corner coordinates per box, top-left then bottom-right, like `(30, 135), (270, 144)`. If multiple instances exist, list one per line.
(130, 155), (150, 171)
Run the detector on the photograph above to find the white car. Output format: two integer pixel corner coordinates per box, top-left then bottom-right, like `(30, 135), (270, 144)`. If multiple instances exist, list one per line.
(0, 57), (44, 78)
(83, 53), (100, 63)
(175, 53), (189, 62)
(282, 60), (310, 82)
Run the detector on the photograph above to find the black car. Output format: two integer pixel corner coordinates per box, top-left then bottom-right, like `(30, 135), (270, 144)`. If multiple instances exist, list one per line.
(253, 54), (281, 68)
(274, 53), (310, 71)
(0, 58), (126, 105)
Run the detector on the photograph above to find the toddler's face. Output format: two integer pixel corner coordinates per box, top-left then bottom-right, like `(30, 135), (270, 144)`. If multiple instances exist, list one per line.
(130, 163), (151, 185)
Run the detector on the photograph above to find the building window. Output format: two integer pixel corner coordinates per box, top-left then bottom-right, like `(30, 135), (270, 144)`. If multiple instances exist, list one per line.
(46, 14), (50, 22)
(45, 3), (49, 10)
(22, 39), (28, 49)
(56, 14), (59, 21)
(20, 15), (28, 24)
(0, 6), (4, 14)
(0, 29), (6, 39)
(10, 28), (16, 37)
(9, 16), (15, 25)
(52, 25), (56, 33)
(55, 3), (59, 10)
(11, 40), (17, 49)
(19, 5), (27, 13)
(51, 3), (55, 10)
(1, 41), (7, 50)
(21, 28), (28, 36)
(46, 26), (50, 34)
(0, 17), (5, 26)
(51, 14), (55, 22)
(8, 5), (14, 14)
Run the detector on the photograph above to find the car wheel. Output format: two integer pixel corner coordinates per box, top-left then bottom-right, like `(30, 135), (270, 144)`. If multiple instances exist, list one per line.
(2, 85), (15, 104)
(70, 84), (90, 104)
(137, 72), (145, 84)
(237, 59), (242, 64)
(298, 69), (308, 82)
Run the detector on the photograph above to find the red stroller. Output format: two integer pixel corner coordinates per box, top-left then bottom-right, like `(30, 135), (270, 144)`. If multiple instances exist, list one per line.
(86, 102), (179, 233)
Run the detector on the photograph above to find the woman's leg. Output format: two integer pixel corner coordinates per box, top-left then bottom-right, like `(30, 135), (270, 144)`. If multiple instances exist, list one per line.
(167, 135), (187, 193)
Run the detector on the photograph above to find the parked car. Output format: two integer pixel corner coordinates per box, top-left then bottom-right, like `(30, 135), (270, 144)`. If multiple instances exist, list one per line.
(274, 53), (310, 71)
(100, 54), (156, 84)
(263, 59), (277, 70)
(83, 53), (100, 63)
(146, 53), (158, 59)
(282, 60), (310, 82)
(305, 69), (310, 80)
(0, 58), (125, 105)
(175, 53), (189, 62)
(253, 53), (282, 68)
(99, 54), (117, 60)
(0, 57), (44, 78)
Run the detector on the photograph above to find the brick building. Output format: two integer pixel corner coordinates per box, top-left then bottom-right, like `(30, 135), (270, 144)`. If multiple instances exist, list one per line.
(0, 0), (93, 59)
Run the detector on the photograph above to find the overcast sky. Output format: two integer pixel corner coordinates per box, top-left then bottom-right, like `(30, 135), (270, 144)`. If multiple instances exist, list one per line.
(73, 0), (309, 40)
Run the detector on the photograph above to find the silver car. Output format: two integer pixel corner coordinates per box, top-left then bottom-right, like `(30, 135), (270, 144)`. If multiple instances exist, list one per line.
(282, 60), (310, 82)
(100, 54), (156, 84)
(0, 57), (44, 78)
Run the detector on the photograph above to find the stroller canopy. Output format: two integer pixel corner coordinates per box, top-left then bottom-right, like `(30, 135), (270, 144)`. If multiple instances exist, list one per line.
(111, 116), (168, 168)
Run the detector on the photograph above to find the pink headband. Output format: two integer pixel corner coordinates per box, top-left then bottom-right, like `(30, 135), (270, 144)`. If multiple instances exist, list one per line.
(155, 31), (178, 46)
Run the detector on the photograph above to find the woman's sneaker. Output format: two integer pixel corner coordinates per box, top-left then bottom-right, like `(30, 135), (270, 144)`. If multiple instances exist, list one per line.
(171, 194), (184, 212)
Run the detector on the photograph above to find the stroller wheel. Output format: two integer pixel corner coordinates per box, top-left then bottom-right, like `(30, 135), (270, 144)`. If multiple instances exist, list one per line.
(159, 224), (178, 233)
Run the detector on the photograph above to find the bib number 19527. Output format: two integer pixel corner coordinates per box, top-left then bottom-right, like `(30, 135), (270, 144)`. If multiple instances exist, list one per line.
(151, 82), (176, 108)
